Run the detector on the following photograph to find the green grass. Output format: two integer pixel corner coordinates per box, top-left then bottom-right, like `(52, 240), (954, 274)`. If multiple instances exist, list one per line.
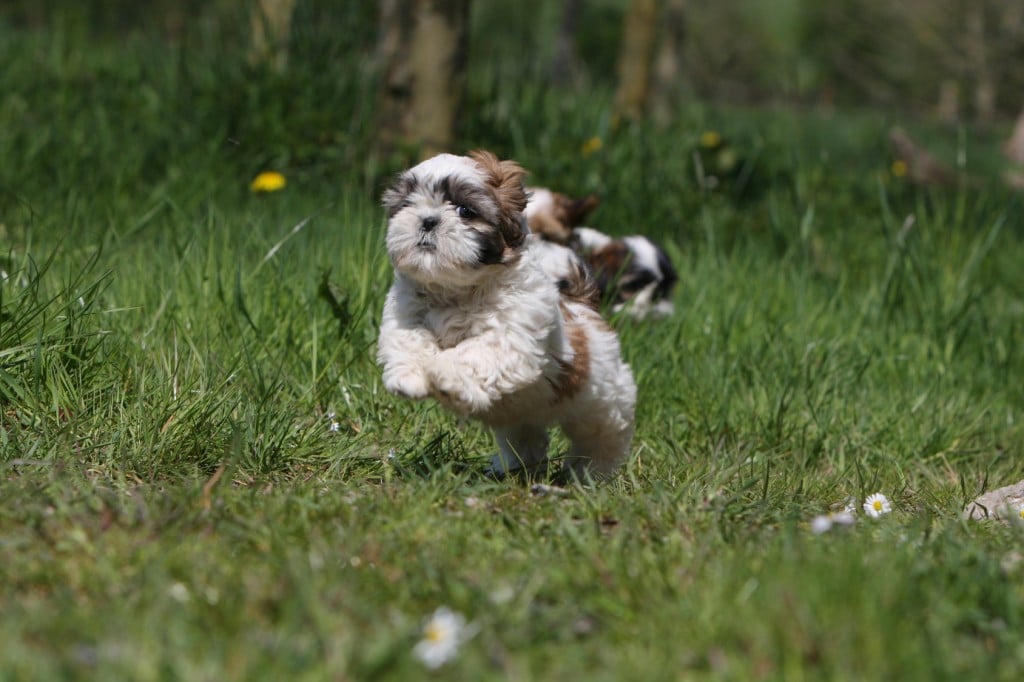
(3, 4), (1024, 680)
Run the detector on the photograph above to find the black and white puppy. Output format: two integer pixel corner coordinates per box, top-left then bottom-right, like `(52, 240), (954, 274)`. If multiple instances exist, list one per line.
(571, 227), (678, 318)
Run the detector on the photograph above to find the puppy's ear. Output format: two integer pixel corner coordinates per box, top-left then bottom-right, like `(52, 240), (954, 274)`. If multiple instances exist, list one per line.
(555, 193), (600, 227)
(381, 174), (414, 218)
(470, 150), (529, 250)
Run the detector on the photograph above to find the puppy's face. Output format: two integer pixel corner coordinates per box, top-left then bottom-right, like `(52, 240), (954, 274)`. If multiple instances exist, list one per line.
(382, 151), (529, 288)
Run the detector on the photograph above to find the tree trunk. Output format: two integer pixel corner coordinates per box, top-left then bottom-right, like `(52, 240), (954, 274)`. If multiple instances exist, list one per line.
(965, 7), (995, 124)
(614, 0), (660, 122)
(375, 0), (470, 161)
(550, 0), (584, 88)
(1005, 107), (1024, 165)
(248, 0), (299, 72)
(935, 79), (959, 124)
(650, 0), (686, 126)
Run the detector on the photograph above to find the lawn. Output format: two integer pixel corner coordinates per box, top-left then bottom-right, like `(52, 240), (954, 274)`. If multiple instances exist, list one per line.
(2, 4), (1024, 680)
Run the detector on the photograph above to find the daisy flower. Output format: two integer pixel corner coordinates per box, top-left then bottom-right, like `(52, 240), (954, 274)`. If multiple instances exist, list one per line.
(250, 171), (287, 193)
(863, 493), (892, 518)
(810, 510), (856, 535)
(831, 510), (856, 527)
(810, 514), (833, 535)
(413, 607), (473, 669)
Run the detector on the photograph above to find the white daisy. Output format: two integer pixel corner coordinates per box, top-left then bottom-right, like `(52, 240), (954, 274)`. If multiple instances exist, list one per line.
(831, 510), (856, 527)
(413, 607), (473, 669)
(810, 515), (833, 535)
(810, 510), (857, 535)
(863, 493), (892, 518)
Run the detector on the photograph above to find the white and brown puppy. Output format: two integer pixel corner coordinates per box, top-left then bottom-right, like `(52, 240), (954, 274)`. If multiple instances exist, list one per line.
(524, 186), (600, 243)
(571, 226), (678, 319)
(377, 151), (636, 478)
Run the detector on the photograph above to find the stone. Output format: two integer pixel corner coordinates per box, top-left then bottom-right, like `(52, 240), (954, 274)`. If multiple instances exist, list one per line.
(963, 479), (1024, 521)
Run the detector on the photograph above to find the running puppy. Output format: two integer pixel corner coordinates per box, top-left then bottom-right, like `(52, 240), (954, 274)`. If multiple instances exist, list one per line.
(377, 151), (636, 478)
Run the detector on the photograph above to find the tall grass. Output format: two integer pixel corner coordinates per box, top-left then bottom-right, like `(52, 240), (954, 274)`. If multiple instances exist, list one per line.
(1, 4), (1023, 679)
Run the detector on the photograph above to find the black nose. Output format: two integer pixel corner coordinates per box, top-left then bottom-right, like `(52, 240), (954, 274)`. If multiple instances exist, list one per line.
(421, 216), (439, 232)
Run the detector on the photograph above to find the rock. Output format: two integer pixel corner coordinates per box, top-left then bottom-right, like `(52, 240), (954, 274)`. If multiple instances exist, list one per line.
(963, 480), (1024, 521)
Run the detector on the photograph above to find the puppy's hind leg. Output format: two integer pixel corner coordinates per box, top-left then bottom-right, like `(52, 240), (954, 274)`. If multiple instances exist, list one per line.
(560, 414), (634, 481)
(487, 425), (550, 478)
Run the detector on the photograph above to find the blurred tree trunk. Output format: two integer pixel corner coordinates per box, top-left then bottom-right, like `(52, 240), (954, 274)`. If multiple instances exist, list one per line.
(935, 79), (959, 124)
(965, 7), (995, 124)
(550, 0), (584, 87)
(1005, 107), (1024, 165)
(249, 0), (299, 72)
(614, 0), (659, 122)
(375, 0), (470, 161)
(650, 0), (686, 125)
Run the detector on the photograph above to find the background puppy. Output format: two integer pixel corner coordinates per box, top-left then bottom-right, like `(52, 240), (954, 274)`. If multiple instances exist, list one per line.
(377, 151), (636, 478)
(524, 186), (600, 243)
(571, 227), (678, 318)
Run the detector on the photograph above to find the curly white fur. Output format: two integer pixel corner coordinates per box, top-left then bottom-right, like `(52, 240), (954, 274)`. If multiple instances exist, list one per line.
(377, 152), (636, 478)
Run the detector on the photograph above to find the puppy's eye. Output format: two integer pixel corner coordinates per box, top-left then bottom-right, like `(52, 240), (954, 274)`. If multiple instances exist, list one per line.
(456, 205), (476, 220)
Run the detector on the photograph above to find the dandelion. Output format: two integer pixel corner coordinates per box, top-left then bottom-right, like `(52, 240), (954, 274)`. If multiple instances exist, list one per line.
(413, 607), (473, 670)
(250, 171), (287, 193)
(890, 159), (908, 178)
(863, 493), (892, 518)
(581, 136), (603, 157)
(700, 130), (722, 148)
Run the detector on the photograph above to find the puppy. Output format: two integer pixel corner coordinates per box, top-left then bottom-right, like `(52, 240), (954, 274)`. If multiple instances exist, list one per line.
(524, 186), (600, 244)
(377, 151), (636, 478)
(571, 226), (678, 319)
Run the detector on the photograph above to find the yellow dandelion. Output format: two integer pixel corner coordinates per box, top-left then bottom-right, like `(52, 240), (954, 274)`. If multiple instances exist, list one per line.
(250, 171), (287, 193)
(891, 159), (908, 178)
(700, 130), (721, 148)
(581, 136), (603, 157)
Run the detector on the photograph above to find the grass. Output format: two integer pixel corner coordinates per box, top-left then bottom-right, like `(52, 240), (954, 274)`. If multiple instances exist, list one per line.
(2, 3), (1024, 679)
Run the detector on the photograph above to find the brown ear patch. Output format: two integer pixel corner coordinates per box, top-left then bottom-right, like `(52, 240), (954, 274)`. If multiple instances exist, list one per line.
(470, 150), (529, 252)
(554, 192), (600, 227)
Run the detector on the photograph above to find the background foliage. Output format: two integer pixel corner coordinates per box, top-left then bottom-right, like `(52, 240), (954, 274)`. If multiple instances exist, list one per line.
(2, 1), (1024, 679)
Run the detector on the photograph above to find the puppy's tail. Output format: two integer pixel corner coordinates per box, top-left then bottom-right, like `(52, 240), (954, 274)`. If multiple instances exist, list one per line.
(557, 258), (601, 310)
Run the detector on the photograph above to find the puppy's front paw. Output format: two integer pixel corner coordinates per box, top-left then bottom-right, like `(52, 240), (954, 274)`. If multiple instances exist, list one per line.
(383, 365), (431, 400)
(429, 361), (492, 414)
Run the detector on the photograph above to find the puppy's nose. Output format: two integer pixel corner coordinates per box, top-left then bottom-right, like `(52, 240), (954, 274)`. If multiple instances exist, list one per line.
(421, 216), (439, 232)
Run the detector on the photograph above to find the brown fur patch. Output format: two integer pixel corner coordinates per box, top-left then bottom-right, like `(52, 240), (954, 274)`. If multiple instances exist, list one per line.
(528, 192), (600, 245)
(586, 242), (630, 280)
(470, 150), (528, 257)
(553, 192), (600, 228)
(552, 303), (592, 402)
(556, 258), (601, 310)
(528, 211), (573, 243)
